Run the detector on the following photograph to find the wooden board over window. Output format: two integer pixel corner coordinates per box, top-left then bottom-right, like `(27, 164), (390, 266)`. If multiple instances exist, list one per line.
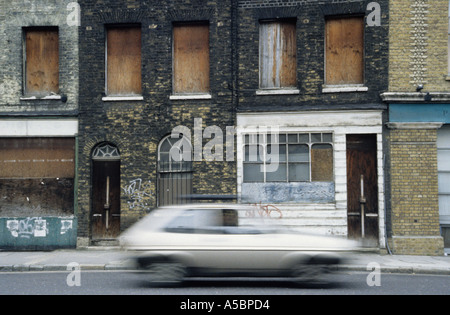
(311, 144), (333, 182)
(173, 23), (210, 94)
(25, 28), (59, 96)
(107, 25), (142, 95)
(259, 21), (297, 89)
(325, 17), (364, 85)
(0, 138), (75, 179)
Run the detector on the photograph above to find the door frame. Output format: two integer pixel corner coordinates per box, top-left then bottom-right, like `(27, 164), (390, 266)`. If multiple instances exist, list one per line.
(346, 134), (380, 245)
(91, 143), (121, 240)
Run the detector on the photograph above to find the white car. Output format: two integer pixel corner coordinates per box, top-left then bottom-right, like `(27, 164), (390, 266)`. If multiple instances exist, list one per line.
(120, 204), (360, 285)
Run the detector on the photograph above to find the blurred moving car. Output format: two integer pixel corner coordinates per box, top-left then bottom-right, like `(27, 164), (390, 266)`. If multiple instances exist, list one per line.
(120, 204), (360, 285)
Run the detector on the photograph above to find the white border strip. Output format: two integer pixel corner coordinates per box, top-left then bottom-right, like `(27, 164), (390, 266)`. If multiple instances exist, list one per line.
(0, 119), (78, 137)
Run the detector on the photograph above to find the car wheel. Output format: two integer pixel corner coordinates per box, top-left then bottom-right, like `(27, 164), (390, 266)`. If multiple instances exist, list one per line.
(145, 262), (187, 286)
(291, 264), (327, 285)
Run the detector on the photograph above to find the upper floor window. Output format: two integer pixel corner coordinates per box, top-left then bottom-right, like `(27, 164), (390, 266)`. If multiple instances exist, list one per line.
(259, 20), (297, 90)
(172, 22), (210, 96)
(106, 25), (142, 96)
(325, 16), (364, 87)
(24, 27), (59, 97)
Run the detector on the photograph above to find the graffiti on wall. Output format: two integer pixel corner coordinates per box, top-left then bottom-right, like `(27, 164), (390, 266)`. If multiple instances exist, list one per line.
(60, 220), (73, 235)
(245, 202), (283, 219)
(6, 217), (48, 238)
(122, 179), (154, 211)
(6, 217), (74, 238)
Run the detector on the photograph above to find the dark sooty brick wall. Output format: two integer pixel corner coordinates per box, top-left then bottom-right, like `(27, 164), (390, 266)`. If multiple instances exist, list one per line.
(77, 0), (237, 238)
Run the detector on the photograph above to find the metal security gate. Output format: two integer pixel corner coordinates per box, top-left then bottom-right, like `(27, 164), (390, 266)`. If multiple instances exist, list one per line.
(158, 136), (193, 206)
(158, 173), (192, 206)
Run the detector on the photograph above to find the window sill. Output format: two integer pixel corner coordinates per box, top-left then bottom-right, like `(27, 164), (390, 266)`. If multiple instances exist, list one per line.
(256, 89), (300, 96)
(20, 95), (62, 101)
(322, 85), (368, 93)
(102, 96), (144, 102)
(169, 94), (212, 100)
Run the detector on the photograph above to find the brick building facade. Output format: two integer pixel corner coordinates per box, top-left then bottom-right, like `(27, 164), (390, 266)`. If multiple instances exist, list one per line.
(382, 0), (450, 255)
(76, 0), (237, 246)
(1, 0), (447, 255)
(0, 1), (78, 249)
(0, 0), (79, 249)
(235, 0), (389, 248)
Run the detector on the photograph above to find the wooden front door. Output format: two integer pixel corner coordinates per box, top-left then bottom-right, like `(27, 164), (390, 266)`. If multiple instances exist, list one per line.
(92, 160), (120, 239)
(346, 134), (379, 244)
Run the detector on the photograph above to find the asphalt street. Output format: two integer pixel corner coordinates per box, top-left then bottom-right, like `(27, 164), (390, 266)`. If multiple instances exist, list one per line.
(1, 270), (449, 296)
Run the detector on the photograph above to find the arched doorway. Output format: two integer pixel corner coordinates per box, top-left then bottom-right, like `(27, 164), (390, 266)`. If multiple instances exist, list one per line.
(91, 143), (121, 240)
(158, 135), (193, 206)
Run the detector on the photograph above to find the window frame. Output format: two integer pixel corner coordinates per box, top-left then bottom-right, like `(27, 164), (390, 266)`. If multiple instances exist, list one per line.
(258, 19), (299, 95)
(323, 16), (367, 93)
(22, 27), (60, 99)
(243, 132), (334, 183)
(104, 24), (143, 100)
(438, 126), (450, 225)
(158, 134), (193, 174)
(171, 21), (211, 99)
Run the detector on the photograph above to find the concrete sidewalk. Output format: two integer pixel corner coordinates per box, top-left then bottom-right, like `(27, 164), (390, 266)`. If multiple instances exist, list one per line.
(0, 248), (449, 275)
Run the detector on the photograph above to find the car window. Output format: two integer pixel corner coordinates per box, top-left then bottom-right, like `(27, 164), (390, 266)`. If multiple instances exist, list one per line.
(165, 208), (241, 234)
(164, 209), (199, 233)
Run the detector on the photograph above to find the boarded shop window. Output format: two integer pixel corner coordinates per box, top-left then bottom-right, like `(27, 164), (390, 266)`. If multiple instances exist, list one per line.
(259, 20), (297, 89)
(24, 28), (59, 96)
(325, 17), (364, 85)
(173, 23), (210, 94)
(243, 133), (333, 183)
(311, 144), (333, 181)
(0, 138), (75, 217)
(106, 25), (142, 96)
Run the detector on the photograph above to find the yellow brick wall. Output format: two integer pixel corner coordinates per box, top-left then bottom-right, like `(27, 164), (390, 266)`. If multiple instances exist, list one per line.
(427, 0), (450, 90)
(389, 0), (414, 91)
(389, 128), (444, 255)
(389, 236), (444, 255)
(389, 0), (450, 91)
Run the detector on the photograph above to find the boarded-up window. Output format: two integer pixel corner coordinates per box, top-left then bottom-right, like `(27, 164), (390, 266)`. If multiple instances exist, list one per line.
(0, 138), (75, 216)
(173, 23), (210, 94)
(259, 21), (297, 89)
(325, 17), (364, 85)
(25, 28), (59, 96)
(0, 138), (75, 178)
(311, 144), (333, 181)
(106, 25), (142, 95)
